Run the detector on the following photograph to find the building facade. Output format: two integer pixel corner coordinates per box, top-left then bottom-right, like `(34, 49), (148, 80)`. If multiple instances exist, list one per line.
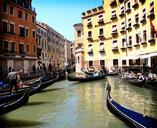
(73, 23), (85, 72)
(64, 39), (72, 68)
(36, 22), (48, 68)
(0, 0), (37, 75)
(75, 0), (157, 72)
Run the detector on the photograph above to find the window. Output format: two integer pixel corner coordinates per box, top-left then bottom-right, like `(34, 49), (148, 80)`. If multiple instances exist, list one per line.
(135, 33), (140, 44)
(99, 28), (104, 36)
(26, 45), (29, 52)
(19, 27), (25, 37)
(112, 25), (117, 33)
(2, 21), (7, 33)
(25, 28), (28, 37)
(77, 30), (81, 37)
(150, 1), (154, 14)
(111, 10), (117, 18)
(128, 36), (132, 46)
(100, 60), (105, 66)
(2, 3), (7, 12)
(88, 44), (93, 52)
(88, 31), (92, 38)
(11, 42), (15, 52)
(113, 59), (118, 66)
(120, 6), (124, 14)
(129, 59), (133, 65)
(113, 40), (118, 48)
(18, 10), (23, 19)
(25, 13), (28, 21)
(143, 30), (147, 42)
(126, 1), (131, 12)
(77, 56), (80, 63)
(89, 61), (93, 67)
(100, 43), (104, 50)
(135, 14), (139, 23)
(128, 18), (131, 27)
(98, 15), (103, 21)
(33, 46), (36, 53)
(122, 60), (126, 65)
(32, 16), (35, 23)
(122, 37), (126, 48)
(121, 21), (125, 30)
(10, 23), (14, 34)
(87, 18), (91, 23)
(142, 8), (146, 19)
(10, 6), (14, 15)
(32, 30), (35, 38)
(4, 41), (8, 51)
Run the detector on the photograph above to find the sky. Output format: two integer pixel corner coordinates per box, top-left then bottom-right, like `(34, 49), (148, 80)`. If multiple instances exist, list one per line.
(32, 0), (102, 41)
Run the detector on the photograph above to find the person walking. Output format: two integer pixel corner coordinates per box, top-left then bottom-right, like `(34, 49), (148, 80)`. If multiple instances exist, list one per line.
(7, 69), (23, 94)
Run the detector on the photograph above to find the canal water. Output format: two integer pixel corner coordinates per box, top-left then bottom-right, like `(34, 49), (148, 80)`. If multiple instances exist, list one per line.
(0, 76), (157, 128)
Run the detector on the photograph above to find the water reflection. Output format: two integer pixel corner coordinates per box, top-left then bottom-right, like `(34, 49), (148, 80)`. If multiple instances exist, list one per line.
(0, 77), (156, 128)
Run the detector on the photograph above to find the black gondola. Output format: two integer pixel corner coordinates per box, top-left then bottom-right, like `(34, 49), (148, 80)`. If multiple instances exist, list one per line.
(67, 73), (105, 82)
(106, 82), (157, 128)
(81, 68), (96, 75)
(127, 79), (145, 87)
(106, 72), (119, 76)
(0, 90), (29, 115)
(145, 79), (157, 90)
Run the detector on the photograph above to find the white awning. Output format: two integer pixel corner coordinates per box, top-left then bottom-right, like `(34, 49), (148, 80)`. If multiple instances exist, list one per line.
(140, 52), (157, 59)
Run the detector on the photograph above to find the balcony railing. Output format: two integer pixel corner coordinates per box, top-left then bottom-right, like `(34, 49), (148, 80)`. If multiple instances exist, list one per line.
(133, 22), (139, 28)
(9, 0), (36, 12)
(112, 47), (118, 51)
(87, 22), (92, 27)
(140, 18), (146, 24)
(88, 50), (93, 54)
(111, 15), (117, 20)
(98, 19), (104, 25)
(132, 2), (139, 9)
(111, 30), (118, 36)
(87, 37), (93, 41)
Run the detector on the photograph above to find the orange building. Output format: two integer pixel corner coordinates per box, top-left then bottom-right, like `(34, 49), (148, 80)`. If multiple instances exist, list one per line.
(0, 0), (37, 75)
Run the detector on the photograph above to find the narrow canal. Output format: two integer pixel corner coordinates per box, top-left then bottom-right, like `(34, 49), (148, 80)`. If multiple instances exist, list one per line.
(0, 76), (157, 128)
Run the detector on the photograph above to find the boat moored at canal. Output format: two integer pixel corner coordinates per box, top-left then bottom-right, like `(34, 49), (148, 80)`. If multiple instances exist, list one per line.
(106, 82), (157, 128)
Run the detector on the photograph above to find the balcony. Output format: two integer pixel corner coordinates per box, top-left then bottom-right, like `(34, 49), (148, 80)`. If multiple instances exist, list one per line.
(88, 50), (93, 54)
(147, 12), (155, 20)
(139, 0), (145, 3)
(75, 47), (84, 54)
(112, 47), (118, 51)
(127, 44), (132, 48)
(119, 0), (124, 3)
(120, 28), (126, 33)
(119, 12), (125, 17)
(132, 2), (139, 9)
(98, 19), (104, 25)
(125, 8), (131, 13)
(121, 46), (126, 50)
(140, 18), (146, 24)
(0, 50), (16, 57)
(133, 22), (139, 28)
(87, 22), (92, 27)
(99, 49), (105, 53)
(87, 37), (93, 41)
(148, 37), (155, 43)
(111, 31), (118, 37)
(141, 40), (147, 45)
(126, 26), (132, 31)
(111, 15), (117, 20)
(98, 35), (105, 40)
(9, 0), (36, 12)
(110, 0), (117, 6)
(134, 43), (140, 47)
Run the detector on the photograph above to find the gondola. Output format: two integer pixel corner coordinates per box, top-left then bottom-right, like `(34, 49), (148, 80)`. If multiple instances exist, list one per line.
(0, 90), (29, 115)
(145, 79), (157, 90)
(67, 73), (105, 82)
(106, 72), (119, 76)
(127, 79), (145, 87)
(81, 68), (96, 75)
(106, 82), (157, 128)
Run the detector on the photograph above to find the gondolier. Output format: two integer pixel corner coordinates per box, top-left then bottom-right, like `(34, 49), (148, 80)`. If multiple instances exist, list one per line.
(7, 69), (23, 94)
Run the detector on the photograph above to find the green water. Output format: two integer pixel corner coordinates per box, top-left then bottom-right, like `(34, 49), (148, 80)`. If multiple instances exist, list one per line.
(0, 76), (157, 128)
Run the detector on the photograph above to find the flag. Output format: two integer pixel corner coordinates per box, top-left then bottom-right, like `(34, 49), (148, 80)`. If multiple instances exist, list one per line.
(150, 20), (156, 37)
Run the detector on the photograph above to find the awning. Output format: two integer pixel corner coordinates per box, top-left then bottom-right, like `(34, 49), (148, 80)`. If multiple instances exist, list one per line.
(140, 52), (157, 59)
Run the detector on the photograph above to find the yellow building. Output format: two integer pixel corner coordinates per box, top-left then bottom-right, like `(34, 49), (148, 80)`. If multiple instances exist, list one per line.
(76, 0), (157, 72)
